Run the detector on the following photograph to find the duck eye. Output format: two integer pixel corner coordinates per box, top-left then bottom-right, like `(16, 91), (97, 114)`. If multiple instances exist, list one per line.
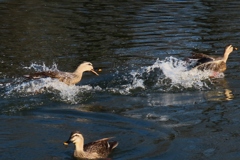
(71, 133), (80, 138)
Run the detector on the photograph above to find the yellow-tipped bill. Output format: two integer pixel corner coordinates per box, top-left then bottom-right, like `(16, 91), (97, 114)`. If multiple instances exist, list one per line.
(91, 69), (99, 76)
(63, 142), (69, 146)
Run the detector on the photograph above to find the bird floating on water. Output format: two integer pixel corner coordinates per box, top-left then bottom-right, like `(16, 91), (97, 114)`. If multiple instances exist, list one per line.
(63, 131), (118, 159)
(189, 44), (237, 74)
(24, 62), (99, 85)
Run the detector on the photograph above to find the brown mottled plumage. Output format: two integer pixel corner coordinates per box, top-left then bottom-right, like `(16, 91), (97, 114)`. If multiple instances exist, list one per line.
(24, 62), (98, 85)
(190, 44), (237, 72)
(64, 131), (118, 159)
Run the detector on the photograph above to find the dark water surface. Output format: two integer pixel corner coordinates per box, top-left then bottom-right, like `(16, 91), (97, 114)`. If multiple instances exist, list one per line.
(1, 0), (240, 159)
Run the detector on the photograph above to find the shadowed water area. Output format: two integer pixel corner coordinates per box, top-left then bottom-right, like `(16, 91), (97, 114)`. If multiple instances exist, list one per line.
(1, 0), (240, 159)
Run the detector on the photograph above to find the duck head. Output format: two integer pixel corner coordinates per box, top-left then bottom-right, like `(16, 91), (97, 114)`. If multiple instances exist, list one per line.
(64, 131), (84, 145)
(75, 62), (99, 76)
(223, 45), (238, 63)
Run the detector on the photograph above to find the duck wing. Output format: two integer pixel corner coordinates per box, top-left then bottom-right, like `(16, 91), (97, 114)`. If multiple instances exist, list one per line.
(24, 71), (79, 85)
(189, 53), (217, 68)
(24, 71), (60, 79)
(24, 71), (75, 79)
(83, 137), (118, 157)
(194, 60), (226, 72)
(190, 53), (215, 60)
(195, 57), (214, 67)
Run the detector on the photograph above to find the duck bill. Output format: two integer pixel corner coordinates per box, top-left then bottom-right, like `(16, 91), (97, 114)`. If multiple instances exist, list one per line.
(91, 69), (99, 76)
(63, 140), (71, 146)
(63, 142), (69, 146)
(63, 137), (72, 146)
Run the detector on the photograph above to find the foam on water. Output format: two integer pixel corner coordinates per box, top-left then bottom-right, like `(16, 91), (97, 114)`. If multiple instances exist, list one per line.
(107, 56), (223, 94)
(152, 57), (214, 90)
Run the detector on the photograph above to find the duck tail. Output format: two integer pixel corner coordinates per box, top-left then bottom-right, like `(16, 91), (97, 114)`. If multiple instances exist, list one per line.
(109, 141), (118, 150)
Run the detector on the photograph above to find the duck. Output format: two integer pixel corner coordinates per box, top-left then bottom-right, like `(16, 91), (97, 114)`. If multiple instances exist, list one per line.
(189, 44), (237, 73)
(24, 62), (99, 85)
(63, 131), (118, 159)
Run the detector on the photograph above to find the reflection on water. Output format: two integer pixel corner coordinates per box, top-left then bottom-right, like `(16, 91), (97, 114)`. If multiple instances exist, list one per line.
(1, 0), (240, 159)
(204, 78), (234, 101)
(204, 88), (234, 102)
(224, 89), (234, 100)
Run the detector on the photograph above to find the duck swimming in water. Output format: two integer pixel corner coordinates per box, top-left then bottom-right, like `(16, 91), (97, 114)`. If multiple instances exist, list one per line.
(63, 131), (118, 159)
(189, 44), (237, 73)
(24, 62), (99, 85)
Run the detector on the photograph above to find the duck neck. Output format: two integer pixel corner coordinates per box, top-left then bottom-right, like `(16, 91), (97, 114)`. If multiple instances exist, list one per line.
(74, 140), (85, 157)
(223, 47), (233, 63)
(223, 52), (230, 63)
(73, 67), (84, 77)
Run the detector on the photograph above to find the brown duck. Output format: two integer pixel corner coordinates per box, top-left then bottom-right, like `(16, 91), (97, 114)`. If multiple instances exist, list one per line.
(190, 44), (237, 72)
(64, 131), (118, 159)
(24, 62), (99, 85)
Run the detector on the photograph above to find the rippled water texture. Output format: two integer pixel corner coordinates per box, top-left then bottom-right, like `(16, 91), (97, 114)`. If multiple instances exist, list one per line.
(1, 0), (240, 159)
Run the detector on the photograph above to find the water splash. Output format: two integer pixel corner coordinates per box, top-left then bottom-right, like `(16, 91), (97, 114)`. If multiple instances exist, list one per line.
(152, 57), (215, 90)
(107, 71), (145, 95)
(23, 62), (58, 72)
(107, 56), (222, 94)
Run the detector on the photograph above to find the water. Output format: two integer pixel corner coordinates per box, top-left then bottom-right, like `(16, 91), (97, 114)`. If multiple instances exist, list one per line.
(1, 0), (240, 159)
